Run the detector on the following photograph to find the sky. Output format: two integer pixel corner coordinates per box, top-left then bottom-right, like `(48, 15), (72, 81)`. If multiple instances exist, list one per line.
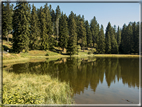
(3, 0), (140, 31)
(31, 2), (139, 31)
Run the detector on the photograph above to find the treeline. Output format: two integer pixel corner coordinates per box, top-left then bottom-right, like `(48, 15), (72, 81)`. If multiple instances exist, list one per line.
(2, 2), (139, 54)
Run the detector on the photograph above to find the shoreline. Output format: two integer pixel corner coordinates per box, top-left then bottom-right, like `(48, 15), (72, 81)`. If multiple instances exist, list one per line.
(3, 54), (140, 64)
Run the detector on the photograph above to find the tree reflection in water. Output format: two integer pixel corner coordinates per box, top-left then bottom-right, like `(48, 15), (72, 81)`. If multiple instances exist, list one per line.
(5, 57), (139, 95)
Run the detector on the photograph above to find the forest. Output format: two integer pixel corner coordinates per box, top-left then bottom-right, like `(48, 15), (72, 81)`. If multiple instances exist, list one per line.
(2, 2), (139, 55)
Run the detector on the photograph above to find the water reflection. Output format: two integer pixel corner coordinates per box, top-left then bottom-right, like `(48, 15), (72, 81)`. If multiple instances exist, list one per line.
(4, 57), (139, 93)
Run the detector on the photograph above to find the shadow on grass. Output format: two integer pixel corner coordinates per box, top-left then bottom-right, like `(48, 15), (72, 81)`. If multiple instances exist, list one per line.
(49, 48), (62, 54)
(49, 48), (71, 55)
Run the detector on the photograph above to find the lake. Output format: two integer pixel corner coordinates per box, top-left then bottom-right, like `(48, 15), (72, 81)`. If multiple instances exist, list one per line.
(3, 57), (140, 104)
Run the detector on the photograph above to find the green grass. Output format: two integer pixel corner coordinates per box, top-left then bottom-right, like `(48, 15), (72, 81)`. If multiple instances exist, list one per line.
(3, 70), (74, 104)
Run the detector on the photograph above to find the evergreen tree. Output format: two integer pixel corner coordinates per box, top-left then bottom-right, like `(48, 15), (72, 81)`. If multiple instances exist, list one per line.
(126, 23), (133, 54)
(96, 24), (100, 50)
(121, 23), (132, 54)
(2, 2), (13, 41)
(12, 2), (30, 53)
(120, 24), (127, 54)
(111, 33), (118, 54)
(79, 19), (86, 50)
(50, 9), (56, 35)
(105, 22), (112, 54)
(85, 20), (92, 47)
(113, 25), (117, 40)
(67, 11), (77, 55)
(134, 22), (139, 53)
(75, 15), (82, 44)
(111, 26), (118, 54)
(39, 7), (49, 50)
(43, 3), (53, 49)
(132, 22), (139, 54)
(59, 13), (68, 51)
(97, 25), (105, 53)
(29, 4), (40, 50)
(117, 26), (121, 49)
(90, 16), (99, 47)
(55, 5), (61, 44)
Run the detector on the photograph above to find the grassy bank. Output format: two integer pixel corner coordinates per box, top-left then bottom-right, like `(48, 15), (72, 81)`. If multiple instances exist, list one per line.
(3, 70), (74, 104)
(3, 52), (140, 64)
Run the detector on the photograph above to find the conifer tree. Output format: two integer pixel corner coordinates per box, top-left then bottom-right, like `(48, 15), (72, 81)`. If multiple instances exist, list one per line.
(134, 22), (139, 53)
(12, 2), (30, 53)
(29, 4), (40, 50)
(74, 15), (83, 45)
(111, 26), (118, 54)
(50, 9), (56, 35)
(2, 2), (13, 41)
(132, 22), (139, 53)
(39, 7), (49, 50)
(98, 25), (105, 53)
(113, 25), (117, 39)
(120, 24), (127, 54)
(79, 19), (86, 50)
(85, 20), (92, 47)
(90, 16), (99, 47)
(55, 5), (61, 44)
(43, 3), (53, 49)
(105, 22), (112, 54)
(121, 23), (132, 54)
(111, 33), (118, 54)
(59, 13), (68, 52)
(117, 26), (121, 48)
(67, 11), (77, 55)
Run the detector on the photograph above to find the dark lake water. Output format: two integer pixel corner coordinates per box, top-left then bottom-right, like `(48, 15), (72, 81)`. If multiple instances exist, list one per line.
(3, 57), (140, 104)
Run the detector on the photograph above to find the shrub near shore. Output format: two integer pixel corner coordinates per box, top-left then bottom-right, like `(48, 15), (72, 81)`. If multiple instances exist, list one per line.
(3, 70), (74, 104)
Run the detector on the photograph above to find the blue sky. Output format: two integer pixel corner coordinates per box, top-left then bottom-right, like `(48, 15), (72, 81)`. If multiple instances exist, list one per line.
(30, 2), (139, 31)
(6, 1), (140, 31)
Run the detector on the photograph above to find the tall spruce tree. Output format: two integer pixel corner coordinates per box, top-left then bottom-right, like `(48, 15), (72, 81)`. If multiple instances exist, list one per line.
(2, 2), (13, 41)
(43, 3), (53, 49)
(97, 25), (105, 53)
(39, 7), (49, 50)
(50, 9), (56, 35)
(105, 22), (112, 54)
(59, 13), (68, 51)
(79, 19), (86, 50)
(12, 2), (30, 53)
(55, 5), (61, 44)
(30, 4), (40, 50)
(117, 26), (121, 49)
(120, 24), (127, 54)
(121, 23), (132, 54)
(90, 16), (99, 47)
(85, 20), (92, 47)
(111, 26), (118, 54)
(67, 11), (77, 55)
(134, 22), (139, 53)
(111, 33), (118, 54)
(132, 22), (139, 54)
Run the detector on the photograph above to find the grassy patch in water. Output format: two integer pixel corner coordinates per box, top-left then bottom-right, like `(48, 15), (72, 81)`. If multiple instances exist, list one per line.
(3, 70), (74, 104)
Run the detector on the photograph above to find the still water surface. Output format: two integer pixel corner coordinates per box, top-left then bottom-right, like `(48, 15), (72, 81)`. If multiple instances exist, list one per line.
(4, 57), (139, 104)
